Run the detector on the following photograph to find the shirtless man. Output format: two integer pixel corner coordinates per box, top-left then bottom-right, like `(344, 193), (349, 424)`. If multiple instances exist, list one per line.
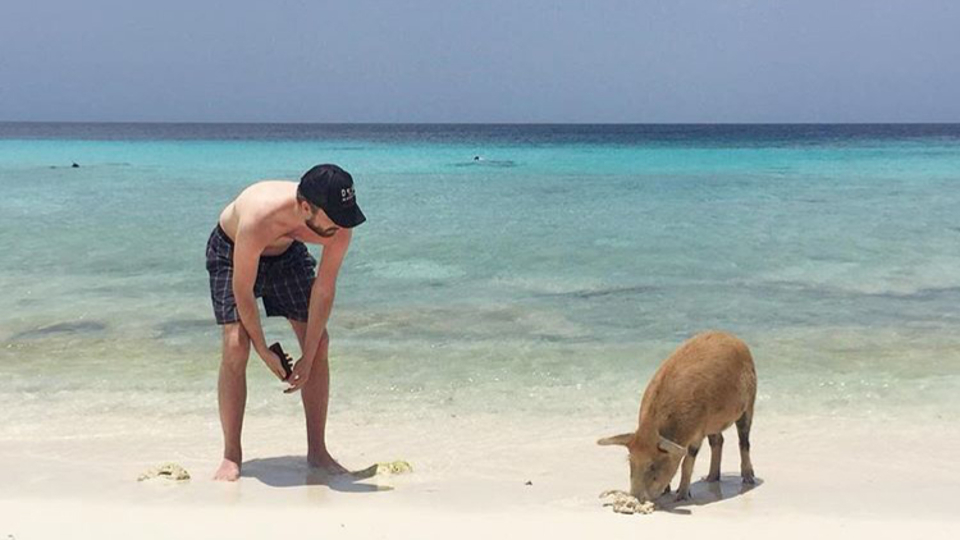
(205, 164), (365, 481)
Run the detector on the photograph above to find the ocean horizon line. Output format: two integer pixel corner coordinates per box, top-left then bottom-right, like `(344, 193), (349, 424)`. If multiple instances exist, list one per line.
(3, 120), (960, 126)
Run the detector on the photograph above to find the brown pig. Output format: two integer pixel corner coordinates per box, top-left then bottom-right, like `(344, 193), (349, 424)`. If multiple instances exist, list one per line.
(598, 331), (757, 502)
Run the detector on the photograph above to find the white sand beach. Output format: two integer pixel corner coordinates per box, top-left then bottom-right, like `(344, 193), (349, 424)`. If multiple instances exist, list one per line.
(2, 410), (958, 539)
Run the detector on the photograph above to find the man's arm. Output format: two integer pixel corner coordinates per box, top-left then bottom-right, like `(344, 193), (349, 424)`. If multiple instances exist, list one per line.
(300, 230), (352, 367)
(232, 222), (286, 380)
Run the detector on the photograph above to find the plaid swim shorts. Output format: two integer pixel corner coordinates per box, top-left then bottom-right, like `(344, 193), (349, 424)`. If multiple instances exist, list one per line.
(205, 224), (317, 325)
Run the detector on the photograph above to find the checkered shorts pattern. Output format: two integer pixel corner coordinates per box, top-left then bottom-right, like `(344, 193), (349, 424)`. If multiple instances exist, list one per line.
(205, 224), (316, 325)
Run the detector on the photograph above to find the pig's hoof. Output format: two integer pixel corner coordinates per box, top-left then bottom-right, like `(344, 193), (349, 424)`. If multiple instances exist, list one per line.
(674, 490), (691, 502)
(742, 473), (756, 485)
(706, 473), (720, 482)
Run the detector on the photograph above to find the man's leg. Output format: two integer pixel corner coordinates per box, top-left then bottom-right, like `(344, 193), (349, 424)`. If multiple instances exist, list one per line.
(214, 322), (250, 481)
(289, 321), (346, 474)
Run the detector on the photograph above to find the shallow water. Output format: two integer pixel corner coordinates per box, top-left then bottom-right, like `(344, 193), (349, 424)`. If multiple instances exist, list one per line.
(1, 123), (959, 437)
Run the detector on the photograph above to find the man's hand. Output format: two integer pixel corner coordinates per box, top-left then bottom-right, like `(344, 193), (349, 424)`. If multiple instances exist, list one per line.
(284, 357), (314, 393)
(258, 349), (288, 381)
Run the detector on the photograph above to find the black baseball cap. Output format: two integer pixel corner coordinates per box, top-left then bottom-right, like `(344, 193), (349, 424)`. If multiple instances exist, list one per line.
(298, 164), (366, 228)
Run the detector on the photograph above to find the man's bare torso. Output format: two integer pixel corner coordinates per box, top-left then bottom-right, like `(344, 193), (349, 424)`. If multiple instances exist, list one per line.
(218, 181), (335, 256)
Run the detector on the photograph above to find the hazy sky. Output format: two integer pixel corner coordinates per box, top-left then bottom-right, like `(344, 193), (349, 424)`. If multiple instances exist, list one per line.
(2, 0), (958, 122)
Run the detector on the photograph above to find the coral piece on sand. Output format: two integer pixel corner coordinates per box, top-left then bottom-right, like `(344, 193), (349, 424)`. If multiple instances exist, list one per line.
(137, 463), (191, 482)
(599, 490), (655, 515)
(377, 460), (413, 474)
(352, 460), (414, 478)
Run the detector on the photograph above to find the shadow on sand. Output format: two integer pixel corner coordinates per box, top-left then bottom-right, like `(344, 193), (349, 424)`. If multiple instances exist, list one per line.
(241, 456), (392, 493)
(656, 474), (764, 515)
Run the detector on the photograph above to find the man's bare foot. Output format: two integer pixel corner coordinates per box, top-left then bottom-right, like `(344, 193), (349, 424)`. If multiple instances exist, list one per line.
(308, 451), (348, 475)
(213, 458), (241, 481)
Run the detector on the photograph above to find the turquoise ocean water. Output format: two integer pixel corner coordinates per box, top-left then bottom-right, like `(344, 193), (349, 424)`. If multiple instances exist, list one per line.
(1, 124), (958, 436)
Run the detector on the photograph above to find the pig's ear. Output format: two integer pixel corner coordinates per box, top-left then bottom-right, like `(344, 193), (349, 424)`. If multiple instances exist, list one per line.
(657, 436), (686, 456)
(597, 433), (634, 447)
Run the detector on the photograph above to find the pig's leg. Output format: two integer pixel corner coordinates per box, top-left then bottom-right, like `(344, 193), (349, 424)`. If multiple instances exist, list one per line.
(706, 433), (723, 482)
(675, 442), (700, 501)
(736, 409), (756, 484)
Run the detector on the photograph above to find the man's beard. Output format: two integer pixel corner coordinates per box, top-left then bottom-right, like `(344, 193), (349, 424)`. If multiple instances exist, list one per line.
(306, 221), (338, 238)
